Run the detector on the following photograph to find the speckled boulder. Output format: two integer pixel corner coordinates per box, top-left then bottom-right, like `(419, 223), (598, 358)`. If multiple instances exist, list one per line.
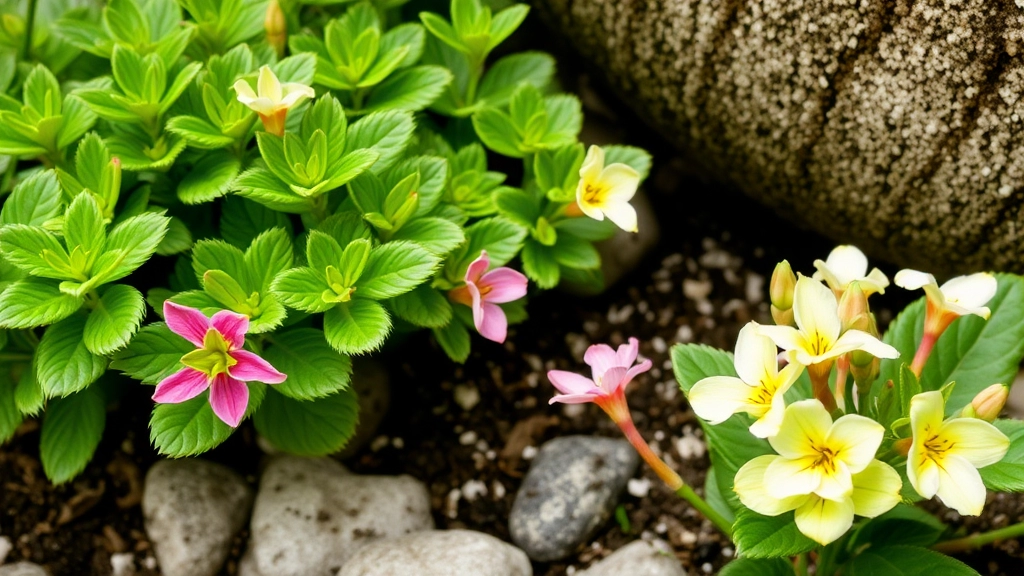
(535, 0), (1024, 275)
(509, 436), (639, 561)
(0, 563), (49, 576)
(578, 540), (685, 576)
(339, 530), (532, 576)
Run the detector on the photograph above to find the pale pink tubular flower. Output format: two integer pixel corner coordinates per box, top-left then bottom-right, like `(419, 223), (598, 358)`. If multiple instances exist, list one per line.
(154, 301), (287, 427)
(448, 250), (528, 343)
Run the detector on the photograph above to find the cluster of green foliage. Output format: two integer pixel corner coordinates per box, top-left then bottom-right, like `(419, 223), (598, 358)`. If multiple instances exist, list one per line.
(0, 0), (651, 482)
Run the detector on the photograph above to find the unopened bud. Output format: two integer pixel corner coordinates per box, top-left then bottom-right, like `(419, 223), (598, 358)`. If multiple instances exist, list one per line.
(837, 281), (868, 331)
(771, 304), (795, 327)
(770, 260), (796, 311)
(962, 384), (1008, 422)
(850, 356), (879, 386)
(265, 0), (287, 58)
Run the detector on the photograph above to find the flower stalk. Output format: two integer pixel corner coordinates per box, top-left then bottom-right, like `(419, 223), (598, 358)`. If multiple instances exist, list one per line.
(932, 521), (1024, 554)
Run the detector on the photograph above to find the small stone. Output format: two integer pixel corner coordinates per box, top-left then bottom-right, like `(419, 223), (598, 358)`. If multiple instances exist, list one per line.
(0, 563), (48, 576)
(577, 540), (685, 576)
(509, 436), (640, 561)
(339, 530), (531, 576)
(459, 431), (478, 445)
(243, 455), (433, 576)
(338, 358), (391, 459)
(143, 459), (253, 576)
(110, 552), (135, 576)
(0, 535), (11, 564)
(627, 477), (652, 498)
(453, 384), (481, 411)
(462, 480), (488, 502)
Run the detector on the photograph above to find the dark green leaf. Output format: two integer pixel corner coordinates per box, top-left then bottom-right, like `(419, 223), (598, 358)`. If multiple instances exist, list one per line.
(263, 329), (352, 401)
(253, 387), (359, 456)
(40, 387), (105, 483)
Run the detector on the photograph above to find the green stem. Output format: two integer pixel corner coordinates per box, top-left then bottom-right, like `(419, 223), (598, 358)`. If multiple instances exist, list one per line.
(0, 352), (33, 362)
(674, 483), (734, 539)
(465, 60), (483, 106)
(795, 552), (809, 576)
(22, 0), (38, 60)
(1, 155), (17, 195)
(932, 521), (1024, 554)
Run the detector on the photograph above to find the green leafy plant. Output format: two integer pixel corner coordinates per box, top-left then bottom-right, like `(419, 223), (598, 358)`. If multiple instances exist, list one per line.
(0, 0), (652, 483)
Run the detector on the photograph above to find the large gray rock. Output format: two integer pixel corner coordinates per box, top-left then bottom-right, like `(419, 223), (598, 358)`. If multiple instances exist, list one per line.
(0, 563), (48, 576)
(142, 459), (253, 576)
(242, 455), (434, 576)
(338, 358), (391, 459)
(338, 530), (532, 576)
(509, 436), (640, 561)
(578, 540), (685, 576)
(535, 0), (1024, 275)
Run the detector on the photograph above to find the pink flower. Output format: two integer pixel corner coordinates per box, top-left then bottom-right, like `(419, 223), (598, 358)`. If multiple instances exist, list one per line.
(547, 338), (652, 420)
(154, 301), (286, 427)
(448, 250), (528, 343)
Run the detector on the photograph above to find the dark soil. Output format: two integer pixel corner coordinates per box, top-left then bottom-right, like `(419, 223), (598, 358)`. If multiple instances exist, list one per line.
(4, 19), (1024, 576)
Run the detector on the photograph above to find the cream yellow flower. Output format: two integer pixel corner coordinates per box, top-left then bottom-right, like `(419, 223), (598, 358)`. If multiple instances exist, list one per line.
(574, 145), (640, 233)
(733, 400), (901, 545)
(907, 391), (1009, 516)
(894, 269), (996, 327)
(813, 245), (889, 296)
(688, 323), (803, 438)
(233, 66), (315, 137)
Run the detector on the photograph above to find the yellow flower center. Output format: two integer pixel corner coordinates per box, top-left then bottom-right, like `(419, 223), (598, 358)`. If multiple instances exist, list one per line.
(751, 376), (780, 406)
(808, 330), (830, 355)
(180, 329), (237, 379)
(582, 183), (605, 207)
(921, 428), (955, 464)
(812, 446), (839, 474)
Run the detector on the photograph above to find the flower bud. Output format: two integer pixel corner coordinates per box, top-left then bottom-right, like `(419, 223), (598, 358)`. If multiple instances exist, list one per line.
(849, 313), (880, 368)
(962, 384), (1008, 422)
(770, 304), (795, 327)
(837, 281), (868, 331)
(265, 0), (287, 58)
(770, 260), (796, 311)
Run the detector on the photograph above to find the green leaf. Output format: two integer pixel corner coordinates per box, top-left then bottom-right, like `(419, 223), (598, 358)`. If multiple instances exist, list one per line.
(37, 315), (108, 397)
(232, 167), (312, 214)
(487, 4), (529, 50)
(389, 284), (452, 329)
(83, 284), (145, 356)
(324, 299), (391, 355)
(719, 558), (794, 576)
(0, 371), (21, 443)
(360, 66), (453, 113)
(704, 466), (735, 524)
(166, 115), (235, 149)
(477, 52), (554, 109)
(156, 217), (193, 256)
(419, 12), (465, 53)
(845, 545), (979, 575)
(245, 228), (294, 291)
(271, 268), (333, 313)
(472, 108), (522, 157)
(253, 387), (359, 456)
(0, 279), (83, 329)
(603, 145), (652, 182)
(64, 193), (106, 260)
(15, 360), (44, 417)
(358, 241), (440, 300)
(446, 216), (526, 281)
(263, 329), (352, 401)
(177, 150), (240, 204)
(94, 212), (169, 284)
(980, 419), (1024, 491)
(220, 196), (294, 249)
(521, 241), (559, 289)
(346, 110), (415, 174)
(0, 225), (71, 279)
(150, 391), (240, 457)
(849, 505), (946, 550)
(433, 318), (470, 363)
(110, 323), (193, 384)
(733, 508), (816, 558)
(40, 387), (106, 483)
(1, 171), (63, 226)
(879, 274), (1024, 414)
(390, 217), (465, 256)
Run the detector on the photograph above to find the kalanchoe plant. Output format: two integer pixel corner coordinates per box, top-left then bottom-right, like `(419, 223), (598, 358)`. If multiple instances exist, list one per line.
(545, 245), (1024, 575)
(0, 0), (652, 483)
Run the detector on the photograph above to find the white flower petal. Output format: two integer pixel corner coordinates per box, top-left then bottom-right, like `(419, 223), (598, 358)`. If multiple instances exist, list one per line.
(814, 460), (853, 501)
(910, 391), (945, 436)
(794, 495), (855, 546)
(792, 275), (842, 344)
(935, 454), (989, 516)
(829, 329), (899, 361)
(768, 399), (832, 459)
(601, 201), (638, 233)
(823, 246), (869, 286)
(863, 268), (891, 295)
(688, 376), (756, 425)
(749, 390), (786, 438)
(755, 324), (807, 355)
(894, 269), (936, 291)
(258, 65), (282, 102)
(733, 322), (779, 386)
(734, 455), (806, 516)
(827, 414), (885, 473)
(941, 273), (997, 317)
(851, 460), (902, 518)
(233, 79), (258, 103)
(579, 145), (605, 183)
(942, 418), (1010, 468)
(599, 163), (640, 203)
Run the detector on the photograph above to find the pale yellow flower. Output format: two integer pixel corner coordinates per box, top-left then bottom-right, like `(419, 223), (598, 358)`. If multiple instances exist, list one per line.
(574, 145), (640, 233)
(688, 323), (803, 438)
(895, 269), (996, 326)
(813, 245), (889, 296)
(233, 66), (315, 136)
(907, 391), (1008, 516)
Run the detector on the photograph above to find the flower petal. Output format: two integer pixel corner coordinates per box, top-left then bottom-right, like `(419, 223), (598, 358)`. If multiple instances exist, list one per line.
(621, 359), (652, 390)
(479, 267), (528, 303)
(941, 273), (997, 317)
(828, 329), (899, 361)
(908, 451), (940, 499)
(210, 310), (249, 349)
(827, 414), (885, 474)
(734, 455), (806, 516)
(894, 269), (937, 291)
(547, 370), (599, 396)
(733, 322), (779, 386)
(602, 201), (638, 233)
(749, 389), (787, 439)
(935, 454), (989, 516)
(942, 418), (1010, 468)
(585, 344), (620, 379)
(616, 337), (640, 366)
(814, 460), (853, 501)
(233, 79), (258, 103)
(257, 65), (282, 102)
(823, 246), (869, 285)
(279, 82), (315, 107)
(475, 301), (508, 343)
(549, 392), (600, 405)
(597, 366), (628, 395)
(862, 268), (890, 295)
(769, 399), (832, 459)
(910, 391), (945, 437)
(794, 495), (855, 546)
(164, 301), (210, 347)
(754, 324), (808, 356)
(229, 349), (287, 384)
(465, 251), (490, 284)
(208, 374), (250, 428)
(792, 276), (841, 344)
(153, 368), (210, 404)
(688, 376), (757, 425)
(578, 145), (605, 184)
(599, 164), (640, 203)
(764, 455), (825, 499)
(850, 460), (902, 518)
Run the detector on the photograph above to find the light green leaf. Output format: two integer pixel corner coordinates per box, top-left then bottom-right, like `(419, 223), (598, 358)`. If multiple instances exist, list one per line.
(245, 228), (294, 291)
(476, 51), (554, 109)
(433, 318), (470, 363)
(472, 108), (522, 157)
(262, 329), (352, 402)
(0, 225), (71, 279)
(253, 387), (359, 456)
(84, 284), (145, 356)
(358, 241), (440, 300)
(346, 110), (415, 174)
(0, 370), (21, 443)
(390, 217), (465, 256)
(719, 558), (794, 576)
(155, 217), (193, 256)
(150, 384), (266, 457)
(111, 323), (194, 384)
(846, 545), (979, 575)
(324, 299), (391, 355)
(192, 238), (250, 289)
(15, 360), (44, 417)
(0, 279), (83, 329)
(40, 386), (106, 483)
(37, 315), (108, 397)
(271, 268), (333, 313)
(732, 508), (816, 559)
(603, 145), (652, 182)
(220, 196), (294, 249)
(980, 419), (1024, 492)
(521, 241), (559, 289)
(232, 167), (312, 214)
(1, 171), (63, 226)
(553, 234), (600, 270)
(93, 211), (169, 284)
(360, 66), (453, 114)
(389, 284), (452, 328)
(177, 150), (240, 204)
(166, 115), (235, 148)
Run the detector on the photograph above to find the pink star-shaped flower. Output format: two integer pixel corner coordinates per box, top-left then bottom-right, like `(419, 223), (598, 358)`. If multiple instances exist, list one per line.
(449, 250), (528, 343)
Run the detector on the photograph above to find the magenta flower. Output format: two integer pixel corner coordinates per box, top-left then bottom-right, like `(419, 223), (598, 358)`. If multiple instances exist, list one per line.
(547, 338), (652, 414)
(154, 301), (286, 427)
(448, 250), (528, 343)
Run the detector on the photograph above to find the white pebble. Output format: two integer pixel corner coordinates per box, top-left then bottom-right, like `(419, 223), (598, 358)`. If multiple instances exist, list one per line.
(492, 480), (506, 500)
(682, 279), (712, 300)
(521, 445), (538, 460)
(370, 435), (390, 452)
(702, 562), (714, 573)
(651, 336), (667, 353)
(562, 403), (586, 418)
(746, 273), (765, 303)
(391, 437), (404, 449)
(446, 488), (461, 519)
(627, 477), (652, 498)
(679, 529), (698, 546)
(453, 384), (480, 411)
(110, 552), (135, 576)
(462, 480), (488, 502)
(0, 536), (11, 564)
(696, 300), (714, 316)
(722, 547), (734, 558)
(459, 431), (478, 445)
(143, 557), (157, 570)
(675, 433), (706, 460)
(675, 325), (694, 343)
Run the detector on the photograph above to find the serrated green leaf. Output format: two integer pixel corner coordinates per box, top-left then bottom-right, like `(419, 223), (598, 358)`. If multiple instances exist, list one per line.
(472, 108), (522, 157)
(271, 267), (333, 313)
(719, 557), (793, 576)
(110, 323), (193, 384)
(232, 167), (312, 214)
(477, 51), (554, 109)
(0, 279), (83, 329)
(37, 315), (107, 397)
(358, 241), (440, 300)
(980, 419), (1024, 492)
(433, 317), (470, 363)
(346, 110), (415, 174)
(603, 145), (652, 182)
(849, 505), (946, 550)
(846, 545), (979, 575)
(14, 360), (44, 417)
(0, 225), (71, 279)
(390, 217), (465, 256)
(1, 171), (63, 226)
(253, 386), (358, 456)
(245, 228), (294, 291)
(155, 217), (193, 256)
(40, 387), (105, 483)
(150, 384), (267, 456)
(93, 211), (169, 284)
(732, 508), (816, 558)
(220, 196), (294, 249)
(324, 299), (391, 355)
(177, 150), (240, 204)
(166, 115), (236, 149)
(521, 240), (559, 289)
(263, 329), (352, 401)
(0, 370), (21, 443)
(389, 284), (452, 328)
(84, 284), (145, 356)
(192, 238), (250, 290)
(360, 66), (453, 114)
